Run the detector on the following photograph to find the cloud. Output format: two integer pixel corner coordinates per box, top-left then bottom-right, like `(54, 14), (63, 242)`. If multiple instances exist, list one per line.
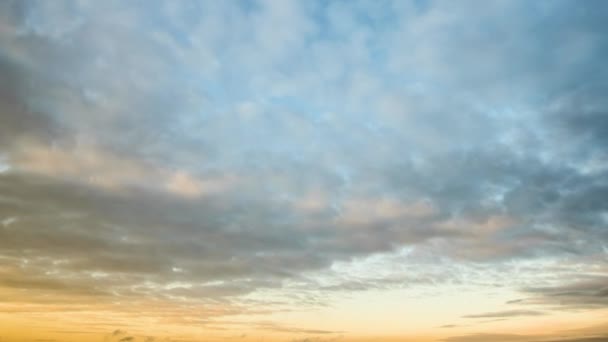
(103, 330), (149, 342)
(447, 311), (608, 342)
(0, 0), (608, 337)
(289, 337), (343, 342)
(515, 276), (608, 310)
(249, 322), (341, 335)
(439, 325), (460, 329)
(462, 310), (546, 319)
(443, 334), (536, 342)
(544, 338), (608, 342)
(445, 333), (608, 342)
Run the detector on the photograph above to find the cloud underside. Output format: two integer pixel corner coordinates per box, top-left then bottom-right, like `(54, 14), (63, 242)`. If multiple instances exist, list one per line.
(0, 0), (608, 335)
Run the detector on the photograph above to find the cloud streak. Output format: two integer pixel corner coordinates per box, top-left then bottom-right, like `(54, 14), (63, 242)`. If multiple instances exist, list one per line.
(462, 310), (546, 319)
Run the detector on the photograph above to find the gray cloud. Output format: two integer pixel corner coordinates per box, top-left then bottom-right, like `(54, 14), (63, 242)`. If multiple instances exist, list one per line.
(515, 276), (608, 310)
(462, 310), (546, 319)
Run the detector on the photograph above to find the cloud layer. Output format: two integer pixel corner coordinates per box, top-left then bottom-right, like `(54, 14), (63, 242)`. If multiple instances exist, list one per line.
(1, 0), (608, 339)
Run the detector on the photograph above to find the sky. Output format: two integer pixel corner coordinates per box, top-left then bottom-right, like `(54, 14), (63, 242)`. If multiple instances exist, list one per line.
(1, 0), (608, 341)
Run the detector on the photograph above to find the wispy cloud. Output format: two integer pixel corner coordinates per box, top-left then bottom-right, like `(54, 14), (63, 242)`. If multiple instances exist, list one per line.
(462, 310), (546, 319)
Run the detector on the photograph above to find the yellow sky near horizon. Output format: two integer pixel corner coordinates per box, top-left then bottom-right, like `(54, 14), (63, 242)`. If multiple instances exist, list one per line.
(2, 312), (608, 342)
(2, 284), (608, 342)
